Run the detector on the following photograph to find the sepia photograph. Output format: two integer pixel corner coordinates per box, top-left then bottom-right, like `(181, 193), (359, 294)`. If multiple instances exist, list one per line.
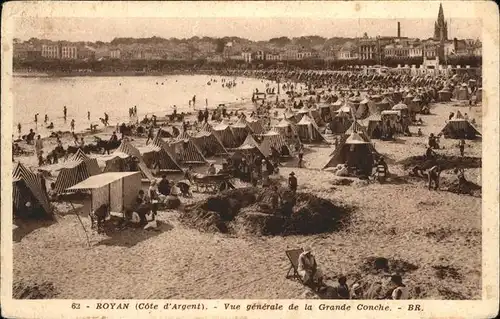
(1, 1), (498, 318)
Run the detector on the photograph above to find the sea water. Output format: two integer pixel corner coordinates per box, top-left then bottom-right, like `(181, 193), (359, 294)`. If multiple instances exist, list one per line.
(12, 74), (274, 138)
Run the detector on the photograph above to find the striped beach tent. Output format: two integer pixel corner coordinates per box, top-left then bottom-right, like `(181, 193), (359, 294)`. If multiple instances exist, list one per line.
(54, 157), (101, 194)
(169, 130), (208, 164)
(12, 162), (52, 217)
(324, 132), (376, 175)
(273, 118), (298, 138)
(138, 143), (183, 173)
(192, 128), (228, 157)
(259, 129), (294, 157)
(68, 148), (90, 162)
(231, 117), (253, 146)
(296, 114), (327, 143)
(232, 134), (267, 161)
(113, 139), (155, 180)
(246, 116), (265, 134)
(212, 120), (237, 148)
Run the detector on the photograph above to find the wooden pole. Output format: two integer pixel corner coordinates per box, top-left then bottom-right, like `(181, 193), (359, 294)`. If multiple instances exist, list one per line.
(69, 201), (91, 248)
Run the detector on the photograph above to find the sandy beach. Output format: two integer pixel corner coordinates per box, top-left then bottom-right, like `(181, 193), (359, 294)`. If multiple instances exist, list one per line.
(13, 91), (482, 299)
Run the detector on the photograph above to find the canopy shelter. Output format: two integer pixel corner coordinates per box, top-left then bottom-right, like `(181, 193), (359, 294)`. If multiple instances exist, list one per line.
(169, 130), (208, 165)
(212, 120), (237, 148)
(114, 139), (155, 180)
(324, 132), (376, 176)
(12, 162), (52, 218)
(280, 108), (297, 122)
(258, 129), (294, 157)
(137, 143), (183, 173)
(68, 171), (142, 216)
(296, 114), (327, 143)
(231, 117), (254, 146)
(192, 129), (228, 157)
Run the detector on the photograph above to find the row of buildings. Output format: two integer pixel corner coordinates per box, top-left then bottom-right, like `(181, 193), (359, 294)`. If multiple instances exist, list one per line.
(13, 4), (481, 64)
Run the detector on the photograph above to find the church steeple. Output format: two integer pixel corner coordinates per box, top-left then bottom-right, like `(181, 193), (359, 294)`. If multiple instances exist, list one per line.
(434, 3), (448, 41)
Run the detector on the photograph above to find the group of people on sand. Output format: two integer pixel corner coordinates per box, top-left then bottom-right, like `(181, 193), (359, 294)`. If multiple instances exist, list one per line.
(296, 247), (409, 299)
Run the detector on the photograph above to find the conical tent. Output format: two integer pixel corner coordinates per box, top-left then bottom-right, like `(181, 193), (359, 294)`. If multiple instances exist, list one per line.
(246, 116), (265, 134)
(138, 142), (183, 173)
(114, 139), (155, 180)
(232, 134), (267, 161)
(12, 162), (52, 217)
(440, 117), (482, 139)
(192, 129), (228, 157)
(212, 120), (237, 148)
(324, 132), (376, 175)
(68, 148), (90, 162)
(169, 130), (208, 164)
(54, 157), (101, 193)
(273, 118), (298, 138)
(231, 117), (253, 146)
(296, 114), (327, 143)
(259, 129), (294, 157)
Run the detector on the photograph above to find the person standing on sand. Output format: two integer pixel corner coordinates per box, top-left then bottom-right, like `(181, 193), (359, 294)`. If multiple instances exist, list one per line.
(459, 139), (466, 157)
(428, 164), (441, 191)
(87, 111), (90, 121)
(288, 172), (297, 192)
(17, 123), (21, 138)
(298, 146), (304, 168)
(63, 106), (67, 122)
(44, 114), (48, 124)
(34, 113), (39, 126)
(70, 119), (75, 132)
(35, 135), (43, 166)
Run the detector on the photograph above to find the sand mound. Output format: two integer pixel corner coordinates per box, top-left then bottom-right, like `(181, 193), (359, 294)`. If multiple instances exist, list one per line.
(13, 280), (58, 299)
(181, 187), (351, 236)
(360, 256), (419, 275)
(443, 178), (482, 197)
(399, 155), (481, 171)
(330, 178), (354, 186)
(432, 265), (463, 280)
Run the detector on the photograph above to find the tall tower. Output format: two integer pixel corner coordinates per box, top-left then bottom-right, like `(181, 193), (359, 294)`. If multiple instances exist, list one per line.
(434, 3), (448, 41)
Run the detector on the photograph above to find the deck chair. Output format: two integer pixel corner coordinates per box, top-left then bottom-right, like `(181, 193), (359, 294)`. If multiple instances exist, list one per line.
(285, 248), (304, 283)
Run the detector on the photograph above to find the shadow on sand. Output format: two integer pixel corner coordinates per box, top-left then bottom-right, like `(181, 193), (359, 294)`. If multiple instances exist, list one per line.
(13, 218), (57, 243)
(96, 221), (174, 248)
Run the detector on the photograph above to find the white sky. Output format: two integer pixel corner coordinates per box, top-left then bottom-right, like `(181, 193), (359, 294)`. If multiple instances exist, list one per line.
(10, 1), (483, 42)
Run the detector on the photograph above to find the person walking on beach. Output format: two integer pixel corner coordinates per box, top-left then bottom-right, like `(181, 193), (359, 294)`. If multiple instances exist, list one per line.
(134, 105), (137, 116)
(44, 114), (48, 124)
(35, 135), (44, 166)
(146, 126), (154, 145)
(17, 123), (21, 138)
(63, 106), (67, 122)
(70, 119), (75, 132)
(87, 111), (90, 121)
(34, 113), (39, 126)
(192, 95), (196, 107)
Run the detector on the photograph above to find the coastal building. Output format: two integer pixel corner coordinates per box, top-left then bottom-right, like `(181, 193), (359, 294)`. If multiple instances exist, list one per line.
(297, 50), (313, 59)
(254, 50), (265, 60)
(77, 46), (96, 60)
(95, 47), (111, 59)
(265, 52), (281, 61)
(242, 51), (252, 62)
(110, 48), (121, 59)
(61, 46), (78, 59)
(13, 44), (41, 60)
(358, 36), (378, 60)
(41, 44), (60, 59)
(337, 41), (358, 60)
